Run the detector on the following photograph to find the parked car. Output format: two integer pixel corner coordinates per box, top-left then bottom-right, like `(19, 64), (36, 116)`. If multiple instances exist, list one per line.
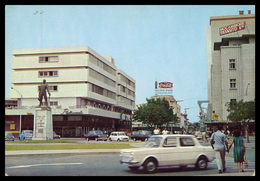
(119, 135), (215, 173)
(131, 130), (152, 141)
(53, 131), (61, 139)
(109, 131), (129, 141)
(19, 130), (33, 140)
(195, 131), (203, 140)
(84, 130), (107, 141)
(5, 132), (14, 141)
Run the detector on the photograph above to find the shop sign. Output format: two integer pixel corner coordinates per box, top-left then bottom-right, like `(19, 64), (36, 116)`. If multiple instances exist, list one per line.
(155, 81), (173, 95)
(159, 82), (173, 88)
(219, 21), (246, 36)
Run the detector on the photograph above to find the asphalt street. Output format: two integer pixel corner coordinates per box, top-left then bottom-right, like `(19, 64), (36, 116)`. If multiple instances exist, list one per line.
(5, 148), (255, 176)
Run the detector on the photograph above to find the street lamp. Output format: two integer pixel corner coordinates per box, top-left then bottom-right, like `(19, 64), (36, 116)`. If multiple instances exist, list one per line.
(11, 87), (22, 134)
(246, 82), (250, 96)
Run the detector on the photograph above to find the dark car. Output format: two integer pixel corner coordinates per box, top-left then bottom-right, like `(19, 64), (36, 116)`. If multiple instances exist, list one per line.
(5, 132), (14, 141)
(84, 130), (107, 141)
(131, 130), (152, 141)
(53, 131), (61, 139)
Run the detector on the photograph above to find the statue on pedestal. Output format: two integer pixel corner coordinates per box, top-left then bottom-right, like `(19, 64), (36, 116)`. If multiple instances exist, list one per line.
(38, 79), (51, 107)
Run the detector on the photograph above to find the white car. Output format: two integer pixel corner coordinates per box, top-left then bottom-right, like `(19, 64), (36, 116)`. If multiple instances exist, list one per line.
(109, 132), (129, 141)
(119, 135), (215, 173)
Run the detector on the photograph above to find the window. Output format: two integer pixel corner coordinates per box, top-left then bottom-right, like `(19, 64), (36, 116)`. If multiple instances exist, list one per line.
(68, 116), (82, 121)
(230, 99), (237, 102)
(229, 59), (236, 69)
(53, 116), (63, 121)
(39, 71), (58, 77)
(180, 138), (195, 146)
(50, 101), (58, 106)
(39, 56), (58, 62)
(49, 85), (58, 91)
(163, 137), (177, 147)
(230, 79), (236, 89)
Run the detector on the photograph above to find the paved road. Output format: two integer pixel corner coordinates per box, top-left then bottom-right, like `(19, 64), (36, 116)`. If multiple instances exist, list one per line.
(5, 148), (255, 176)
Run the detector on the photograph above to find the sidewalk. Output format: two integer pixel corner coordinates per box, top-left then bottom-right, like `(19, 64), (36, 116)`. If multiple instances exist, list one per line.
(199, 170), (255, 176)
(5, 149), (121, 156)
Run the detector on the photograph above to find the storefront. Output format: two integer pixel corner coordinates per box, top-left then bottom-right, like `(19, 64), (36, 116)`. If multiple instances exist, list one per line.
(5, 114), (131, 138)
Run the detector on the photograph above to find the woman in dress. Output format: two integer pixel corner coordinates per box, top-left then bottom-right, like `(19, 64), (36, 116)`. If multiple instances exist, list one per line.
(228, 129), (246, 173)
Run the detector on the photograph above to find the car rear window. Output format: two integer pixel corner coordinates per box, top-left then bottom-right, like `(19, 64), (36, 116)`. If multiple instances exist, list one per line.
(163, 137), (177, 147)
(180, 138), (195, 146)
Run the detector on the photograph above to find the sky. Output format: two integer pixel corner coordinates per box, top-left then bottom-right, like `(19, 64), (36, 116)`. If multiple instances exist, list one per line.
(5, 5), (255, 123)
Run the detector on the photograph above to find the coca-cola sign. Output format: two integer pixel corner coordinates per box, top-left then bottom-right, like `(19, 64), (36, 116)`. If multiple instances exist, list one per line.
(219, 21), (246, 36)
(159, 82), (173, 88)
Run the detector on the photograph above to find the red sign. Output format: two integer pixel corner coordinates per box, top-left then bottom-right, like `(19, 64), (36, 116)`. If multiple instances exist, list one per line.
(159, 82), (173, 88)
(219, 21), (246, 36)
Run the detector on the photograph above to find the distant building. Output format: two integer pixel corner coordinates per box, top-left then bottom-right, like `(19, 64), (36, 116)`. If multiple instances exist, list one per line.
(206, 10), (255, 134)
(6, 46), (135, 137)
(206, 10), (255, 121)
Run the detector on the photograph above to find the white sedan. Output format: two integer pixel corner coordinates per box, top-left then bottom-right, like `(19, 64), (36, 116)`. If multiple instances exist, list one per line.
(119, 135), (215, 173)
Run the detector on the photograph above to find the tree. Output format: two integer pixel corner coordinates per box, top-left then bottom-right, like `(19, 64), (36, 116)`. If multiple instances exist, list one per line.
(226, 99), (255, 142)
(133, 97), (177, 128)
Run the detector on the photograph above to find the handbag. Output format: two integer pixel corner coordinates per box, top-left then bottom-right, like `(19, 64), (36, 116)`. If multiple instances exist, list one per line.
(244, 153), (249, 168)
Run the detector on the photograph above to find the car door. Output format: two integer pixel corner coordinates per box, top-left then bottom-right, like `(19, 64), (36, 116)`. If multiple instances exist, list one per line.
(158, 136), (181, 166)
(179, 137), (197, 164)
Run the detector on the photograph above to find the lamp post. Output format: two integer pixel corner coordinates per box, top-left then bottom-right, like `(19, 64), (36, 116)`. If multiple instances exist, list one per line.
(11, 87), (22, 134)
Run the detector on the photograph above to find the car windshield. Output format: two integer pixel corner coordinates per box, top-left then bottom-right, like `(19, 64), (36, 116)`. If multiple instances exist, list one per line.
(143, 137), (162, 148)
(5, 133), (13, 136)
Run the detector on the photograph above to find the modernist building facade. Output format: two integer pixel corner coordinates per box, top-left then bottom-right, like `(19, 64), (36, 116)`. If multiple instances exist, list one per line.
(6, 46), (135, 137)
(206, 10), (255, 132)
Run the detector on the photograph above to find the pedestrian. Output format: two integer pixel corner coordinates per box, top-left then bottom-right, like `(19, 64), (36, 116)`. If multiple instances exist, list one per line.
(162, 128), (168, 135)
(227, 129), (246, 173)
(210, 126), (229, 174)
(153, 127), (159, 135)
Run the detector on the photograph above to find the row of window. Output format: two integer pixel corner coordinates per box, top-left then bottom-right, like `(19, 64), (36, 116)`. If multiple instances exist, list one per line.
(119, 74), (135, 89)
(119, 85), (135, 98)
(89, 54), (116, 76)
(39, 71), (58, 77)
(118, 95), (135, 106)
(89, 68), (116, 88)
(39, 56), (59, 62)
(89, 83), (116, 100)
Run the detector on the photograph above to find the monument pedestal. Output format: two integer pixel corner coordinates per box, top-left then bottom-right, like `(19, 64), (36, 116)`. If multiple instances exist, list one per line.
(33, 107), (53, 140)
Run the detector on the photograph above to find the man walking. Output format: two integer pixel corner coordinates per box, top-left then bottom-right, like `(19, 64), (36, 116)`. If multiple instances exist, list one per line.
(210, 126), (229, 174)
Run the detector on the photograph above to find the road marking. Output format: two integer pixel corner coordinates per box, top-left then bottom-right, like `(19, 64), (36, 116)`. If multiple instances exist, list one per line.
(6, 163), (83, 169)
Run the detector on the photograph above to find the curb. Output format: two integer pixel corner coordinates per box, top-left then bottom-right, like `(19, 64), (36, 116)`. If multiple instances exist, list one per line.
(5, 149), (121, 157)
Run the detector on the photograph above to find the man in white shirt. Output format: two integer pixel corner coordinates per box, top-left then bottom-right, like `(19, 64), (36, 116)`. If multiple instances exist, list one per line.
(162, 128), (168, 135)
(153, 127), (160, 135)
(210, 126), (229, 174)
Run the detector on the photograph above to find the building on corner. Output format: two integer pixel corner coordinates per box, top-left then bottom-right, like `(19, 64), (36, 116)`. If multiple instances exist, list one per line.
(6, 46), (135, 138)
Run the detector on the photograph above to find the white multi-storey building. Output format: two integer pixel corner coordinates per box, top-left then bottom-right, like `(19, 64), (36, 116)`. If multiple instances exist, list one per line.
(6, 46), (135, 137)
(206, 10), (255, 125)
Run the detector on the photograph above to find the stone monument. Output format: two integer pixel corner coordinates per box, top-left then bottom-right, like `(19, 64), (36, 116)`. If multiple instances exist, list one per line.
(33, 79), (53, 140)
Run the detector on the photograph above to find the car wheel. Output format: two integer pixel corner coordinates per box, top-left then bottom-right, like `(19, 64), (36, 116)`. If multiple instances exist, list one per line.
(109, 138), (112, 141)
(117, 138), (120, 142)
(143, 158), (157, 174)
(196, 156), (208, 170)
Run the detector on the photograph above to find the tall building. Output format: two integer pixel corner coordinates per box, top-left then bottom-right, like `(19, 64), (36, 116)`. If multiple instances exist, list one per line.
(206, 10), (255, 122)
(6, 46), (135, 137)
